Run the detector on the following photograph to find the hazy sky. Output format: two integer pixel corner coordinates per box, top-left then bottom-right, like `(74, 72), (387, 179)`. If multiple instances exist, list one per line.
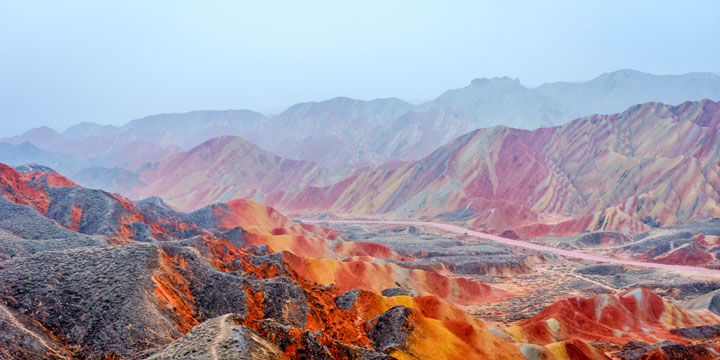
(1, 1), (719, 137)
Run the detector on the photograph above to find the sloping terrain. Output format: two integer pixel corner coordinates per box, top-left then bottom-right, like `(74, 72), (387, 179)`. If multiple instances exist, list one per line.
(335, 223), (532, 276)
(616, 220), (720, 268)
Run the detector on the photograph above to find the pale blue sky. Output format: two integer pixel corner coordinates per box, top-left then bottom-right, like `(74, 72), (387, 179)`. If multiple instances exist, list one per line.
(1, 0), (718, 136)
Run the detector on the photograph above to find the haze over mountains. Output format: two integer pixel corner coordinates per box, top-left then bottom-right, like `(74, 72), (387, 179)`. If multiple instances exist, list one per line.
(3, 70), (719, 175)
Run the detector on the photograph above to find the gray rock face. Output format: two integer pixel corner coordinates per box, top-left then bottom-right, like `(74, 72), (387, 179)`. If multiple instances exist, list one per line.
(0, 244), (171, 359)
(684, 288), (720, 315)
(46, 186), (152, 239)
(670, 324), (720, 339)
(258, 277), (309, 328)
(619, 219), (720, 256)
(576, 264), (626, 276)
(517, 343), (547, 360)
(0, 197), (107, 262)
(365, 305), (413, 353)
(617, 340), (717, 360)
(335, 289), (361, 310)
(255, 319), (333, 360)
(606, 269), (720, 300)
(144, 314), (288, 360)
(0, 229), (28, 260)
(380, 288), (415, 297)
(574, 231), (631, 247)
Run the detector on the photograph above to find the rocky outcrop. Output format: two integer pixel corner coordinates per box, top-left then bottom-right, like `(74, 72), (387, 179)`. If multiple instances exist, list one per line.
(334, 289), (362, 311)
(333, 224), (531, 276)
(617, 340), (718, 360)
(576, 264), (626, 276)
(684, 288), (720, 316)
(365, 306), (413, 354)
(509, 288), (720, 346)
(669, 324), (720, 339)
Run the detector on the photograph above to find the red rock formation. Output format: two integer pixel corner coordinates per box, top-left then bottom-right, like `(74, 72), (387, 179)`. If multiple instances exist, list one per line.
(129, 136), (328, 211)
(0, 164), (53, 214)
(509, 287), (720, 346)
(282, 252), (511, 305)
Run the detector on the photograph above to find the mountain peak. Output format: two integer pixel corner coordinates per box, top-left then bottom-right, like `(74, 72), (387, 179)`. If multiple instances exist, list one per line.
(604, 69), (647, 77)
(29, 125), (60, 134)
(0, 126), (66, 148)
(195, 135), (260, 152)
(470, 76), (521, 87)
(62, 122), (120, 139)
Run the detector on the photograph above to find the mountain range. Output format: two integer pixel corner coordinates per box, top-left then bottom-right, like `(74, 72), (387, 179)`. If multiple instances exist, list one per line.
(262, 99), (720, 238)
(41, 98), (720, 242)
(3, 70), (720, 175)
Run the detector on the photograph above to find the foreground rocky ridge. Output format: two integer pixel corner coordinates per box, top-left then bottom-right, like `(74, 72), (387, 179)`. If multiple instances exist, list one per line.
(1, 163), (719, 359)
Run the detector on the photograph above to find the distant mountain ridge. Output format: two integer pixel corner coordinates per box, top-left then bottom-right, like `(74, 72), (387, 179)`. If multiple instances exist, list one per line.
(3, 70), (719, 173)
(261, 99), (720, 238)
(535, 69), (720, 118)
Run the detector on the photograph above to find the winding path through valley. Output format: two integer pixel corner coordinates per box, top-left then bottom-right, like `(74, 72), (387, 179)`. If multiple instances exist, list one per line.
(304, 219), (720, 276)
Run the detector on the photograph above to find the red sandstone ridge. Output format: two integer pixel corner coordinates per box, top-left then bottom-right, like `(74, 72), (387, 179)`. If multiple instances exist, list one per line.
(0, 163), (77, 214)
(0, 163), (177, 242)
(281, 252), (509, 305)
(128, 136), (328, 211)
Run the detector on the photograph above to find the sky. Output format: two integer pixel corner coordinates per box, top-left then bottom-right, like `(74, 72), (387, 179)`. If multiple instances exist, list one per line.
(1, 1), (719, 137)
